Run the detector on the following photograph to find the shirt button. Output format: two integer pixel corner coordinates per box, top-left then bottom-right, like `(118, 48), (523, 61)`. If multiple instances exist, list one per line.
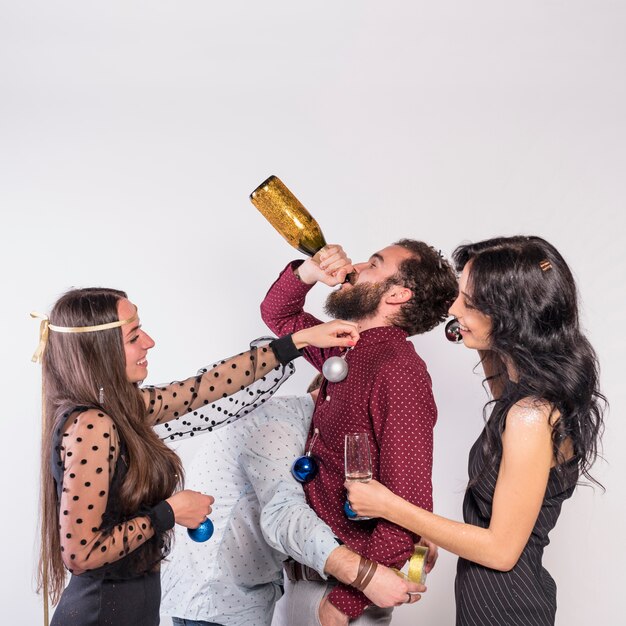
(326, 395), (331, 401)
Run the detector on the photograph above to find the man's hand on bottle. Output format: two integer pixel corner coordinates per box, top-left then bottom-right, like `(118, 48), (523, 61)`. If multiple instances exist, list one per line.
(296, 244), (354, 286)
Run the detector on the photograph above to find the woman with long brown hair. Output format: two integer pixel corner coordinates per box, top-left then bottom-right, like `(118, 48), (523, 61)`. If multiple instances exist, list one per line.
(35, 287), (358, 626)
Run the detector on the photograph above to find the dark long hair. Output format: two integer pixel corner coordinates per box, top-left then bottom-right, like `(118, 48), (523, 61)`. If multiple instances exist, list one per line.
(38, 288), (183, 604)
(453, 236), (605, 486)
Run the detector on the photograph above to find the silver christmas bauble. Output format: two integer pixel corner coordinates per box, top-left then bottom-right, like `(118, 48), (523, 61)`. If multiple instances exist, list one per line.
(322, 356), (349, 383)
(445, 318), (463, 343)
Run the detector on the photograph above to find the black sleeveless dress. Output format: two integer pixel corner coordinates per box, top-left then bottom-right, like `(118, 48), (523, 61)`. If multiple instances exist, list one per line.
(50, 408), (166, 626)
(455, 425), (578, 626)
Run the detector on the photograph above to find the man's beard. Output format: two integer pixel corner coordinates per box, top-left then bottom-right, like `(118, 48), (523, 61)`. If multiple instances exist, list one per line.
(324, 281), (391, 321)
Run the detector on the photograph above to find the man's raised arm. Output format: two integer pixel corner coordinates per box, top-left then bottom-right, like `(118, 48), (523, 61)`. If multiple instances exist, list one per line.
(260, 246), (353, 371)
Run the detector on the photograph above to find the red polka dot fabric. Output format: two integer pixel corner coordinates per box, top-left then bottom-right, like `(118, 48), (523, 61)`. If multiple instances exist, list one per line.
(261, 262), (437, 618)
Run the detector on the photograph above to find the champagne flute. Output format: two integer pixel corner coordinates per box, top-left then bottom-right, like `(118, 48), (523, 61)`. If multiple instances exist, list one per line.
(344, 432), (373, 521)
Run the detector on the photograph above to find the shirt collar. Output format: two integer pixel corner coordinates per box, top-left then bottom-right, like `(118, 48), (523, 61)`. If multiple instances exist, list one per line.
(351, 325), (408, 349)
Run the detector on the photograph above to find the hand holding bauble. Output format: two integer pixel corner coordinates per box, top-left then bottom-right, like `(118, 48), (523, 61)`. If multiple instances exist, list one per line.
(187, 518), (214, 542)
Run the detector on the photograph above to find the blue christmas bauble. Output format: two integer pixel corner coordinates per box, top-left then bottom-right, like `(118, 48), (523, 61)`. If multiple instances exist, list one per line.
(187, 518), (214, 542)
(291, 455), (319, 483)
(344, 499), (358, 519)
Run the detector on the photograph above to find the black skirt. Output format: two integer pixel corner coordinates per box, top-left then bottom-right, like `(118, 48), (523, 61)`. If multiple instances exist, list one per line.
(51, 571), (161, 626)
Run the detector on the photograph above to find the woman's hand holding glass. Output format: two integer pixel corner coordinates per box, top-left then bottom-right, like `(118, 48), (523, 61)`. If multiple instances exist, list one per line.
(344, 433), (373, 521)
(344, 479), (396, 520)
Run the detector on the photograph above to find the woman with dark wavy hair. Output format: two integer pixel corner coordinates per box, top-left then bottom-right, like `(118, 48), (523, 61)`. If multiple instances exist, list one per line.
(345, 236), (605, 625)
(34, 287), (359, 626)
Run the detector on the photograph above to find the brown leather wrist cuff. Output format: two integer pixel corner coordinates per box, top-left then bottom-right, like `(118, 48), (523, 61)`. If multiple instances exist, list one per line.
(351, 556), (377, 591)
(351, 555), (368, 589)
(360, 560), (377, 591)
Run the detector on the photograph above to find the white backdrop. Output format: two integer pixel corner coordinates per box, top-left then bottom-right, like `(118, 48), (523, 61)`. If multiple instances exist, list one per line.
(1, 1), (624, 624)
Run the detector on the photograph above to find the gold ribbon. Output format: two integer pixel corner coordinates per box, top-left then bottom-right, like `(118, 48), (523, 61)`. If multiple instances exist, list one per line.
(30, 313), (50, 363)
(407, 544), (428, 583)
(30, 309), (139, 363)
(393, 544), (429, 584)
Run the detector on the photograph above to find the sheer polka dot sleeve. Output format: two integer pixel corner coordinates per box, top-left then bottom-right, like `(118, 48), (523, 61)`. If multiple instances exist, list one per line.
(57, 410), (155, 575)
(151, 338), (294, 441)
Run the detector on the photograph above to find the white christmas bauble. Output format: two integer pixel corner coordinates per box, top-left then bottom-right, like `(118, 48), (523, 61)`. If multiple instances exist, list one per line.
(322, 356), (349, 383)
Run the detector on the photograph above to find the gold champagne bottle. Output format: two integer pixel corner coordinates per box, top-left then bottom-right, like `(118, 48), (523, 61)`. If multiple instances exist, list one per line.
(250, 175), (327, 257)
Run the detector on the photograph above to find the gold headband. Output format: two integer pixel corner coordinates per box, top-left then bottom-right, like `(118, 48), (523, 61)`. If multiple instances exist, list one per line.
(30, 309), (139, 363)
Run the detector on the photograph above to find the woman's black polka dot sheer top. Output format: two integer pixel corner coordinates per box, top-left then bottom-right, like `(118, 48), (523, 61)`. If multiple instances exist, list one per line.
(53, 338), (294, 576)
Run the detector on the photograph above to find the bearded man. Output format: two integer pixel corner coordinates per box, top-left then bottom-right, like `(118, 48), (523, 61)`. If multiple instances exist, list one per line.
(260, 240), (458, 626)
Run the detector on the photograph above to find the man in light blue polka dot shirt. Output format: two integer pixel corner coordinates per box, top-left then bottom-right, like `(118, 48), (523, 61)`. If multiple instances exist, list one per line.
(160, 377), (424, 626)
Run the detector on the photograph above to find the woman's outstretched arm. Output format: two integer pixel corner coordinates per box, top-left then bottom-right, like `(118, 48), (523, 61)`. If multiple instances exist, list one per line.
(144, 319), (359, 427)
(346, 399), (554, 571)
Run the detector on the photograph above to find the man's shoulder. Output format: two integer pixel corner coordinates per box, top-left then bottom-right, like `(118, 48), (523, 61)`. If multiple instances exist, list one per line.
(244, 395), (313, 440)
(370, 337), (427, 372)
(251, 394), (313, 423)
(266, 394), (314, 415)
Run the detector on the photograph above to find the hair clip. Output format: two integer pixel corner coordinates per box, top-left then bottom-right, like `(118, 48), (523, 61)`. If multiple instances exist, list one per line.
(539, 259), (552, 272)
